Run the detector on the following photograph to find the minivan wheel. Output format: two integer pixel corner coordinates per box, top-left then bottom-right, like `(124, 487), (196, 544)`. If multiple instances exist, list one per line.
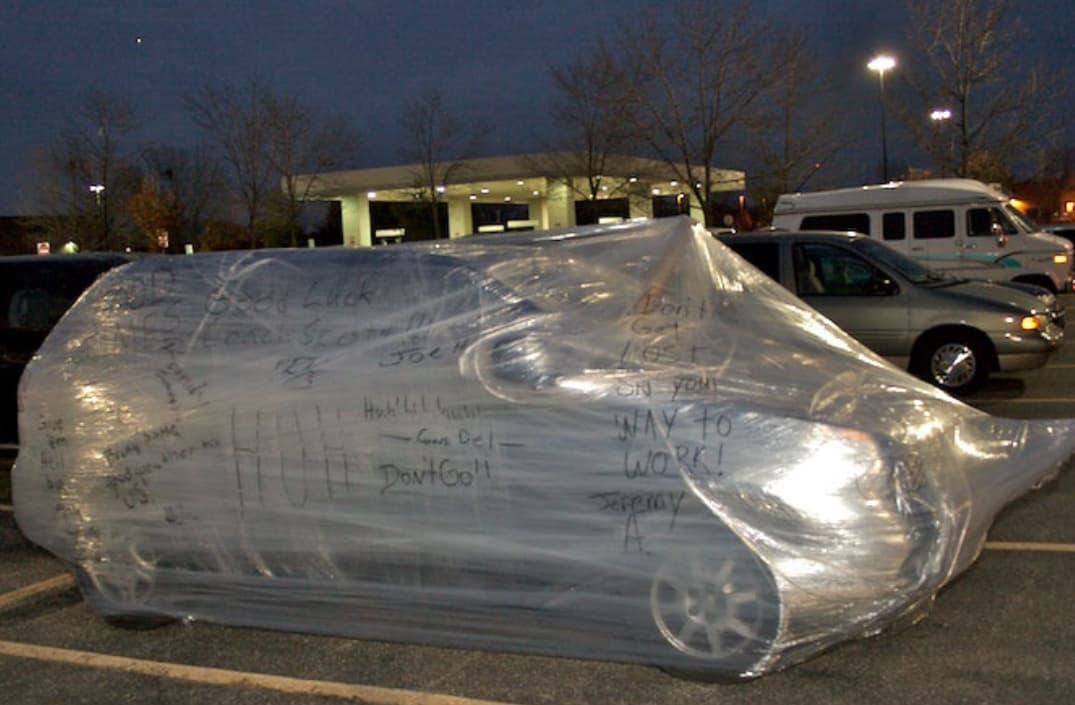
(915, 332), (989, 394)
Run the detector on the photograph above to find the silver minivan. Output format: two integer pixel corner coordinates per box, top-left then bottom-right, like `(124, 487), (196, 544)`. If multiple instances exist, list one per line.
(718, 231), (1065, 394)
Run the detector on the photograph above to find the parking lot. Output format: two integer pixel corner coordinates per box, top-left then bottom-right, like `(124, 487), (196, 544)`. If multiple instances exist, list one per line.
(2, 296), (1073, 704)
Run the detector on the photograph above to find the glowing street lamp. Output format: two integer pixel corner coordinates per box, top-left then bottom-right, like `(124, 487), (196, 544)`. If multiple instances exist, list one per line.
(89, 184), (108, 246)
(867, 55), (897, 182)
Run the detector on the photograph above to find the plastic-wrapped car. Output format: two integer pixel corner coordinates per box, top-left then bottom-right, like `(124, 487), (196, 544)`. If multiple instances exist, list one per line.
(12, 217), (1075, 678)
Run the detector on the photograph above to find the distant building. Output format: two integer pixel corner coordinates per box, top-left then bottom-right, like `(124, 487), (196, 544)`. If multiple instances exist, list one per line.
(297, 152), (745, 247)
(1011, 177), (1075, 224)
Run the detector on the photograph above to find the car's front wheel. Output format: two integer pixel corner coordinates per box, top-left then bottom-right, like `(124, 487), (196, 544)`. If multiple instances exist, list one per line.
(913, 331), (991, 395)
(649, 538), (782, 679)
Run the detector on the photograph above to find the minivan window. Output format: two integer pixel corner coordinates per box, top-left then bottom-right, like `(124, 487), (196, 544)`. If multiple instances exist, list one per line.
(799, 213), (870, 234)
(7, 289), (53, 331)
(852, 238), (951, 285)
(793, 243), (892, 297)
(1, 267), (100, 333)
(882, 212), (905, 240)
(723, 241), (780, 280)
(912, 210), (955, 239)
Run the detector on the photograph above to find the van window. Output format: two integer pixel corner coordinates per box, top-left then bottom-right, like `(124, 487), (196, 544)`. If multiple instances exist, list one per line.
(7, 289), (53, 331)
(882, 213), (905, 240)
(967, 207), (1019, 237)
(799, 213), (870, 234)
(0, 258), (128, 334)
(912, 210), (955, 239)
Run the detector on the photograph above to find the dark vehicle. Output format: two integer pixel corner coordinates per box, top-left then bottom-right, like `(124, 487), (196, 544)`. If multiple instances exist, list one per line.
(1045, 223), (1075, 248)
(0, 254), (130, 445)
(717, 231), (1064, 394)
(13, 219), (1075, 679)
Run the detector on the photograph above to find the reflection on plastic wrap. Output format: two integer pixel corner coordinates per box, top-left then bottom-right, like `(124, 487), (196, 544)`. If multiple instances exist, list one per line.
(13, 216), (1075, 679)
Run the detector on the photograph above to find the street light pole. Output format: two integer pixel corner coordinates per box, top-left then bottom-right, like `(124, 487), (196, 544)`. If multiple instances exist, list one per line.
(867, 55), (896, 182)
(930, 108), (953, 175)
(89, 184), (107, 248)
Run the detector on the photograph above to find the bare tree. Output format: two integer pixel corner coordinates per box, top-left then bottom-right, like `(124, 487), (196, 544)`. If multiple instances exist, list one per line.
(140, 144), (226, 249)
(622, 1), (791, 226)
(400, 89), (483, 239)
(749, 31), (846, 219)
(24, 137), (99, 249)
(186, 80), (275, 247)
(895, 0), (1054, 182)
(127, 176), (181, 251)
(23, 89), (141, 250)
(532, 43), (643, 203)
(263, 96), (361, 246)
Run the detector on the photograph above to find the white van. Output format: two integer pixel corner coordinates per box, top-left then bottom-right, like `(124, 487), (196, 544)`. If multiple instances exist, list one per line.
(772, 179), (1074, 293)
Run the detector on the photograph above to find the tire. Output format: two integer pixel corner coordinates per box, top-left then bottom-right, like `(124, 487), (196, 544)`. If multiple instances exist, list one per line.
(648, 536), (782, 679)
(70, 558), (173, 630)
(102, 613), (175, 630)
(913, 331), (990, 395)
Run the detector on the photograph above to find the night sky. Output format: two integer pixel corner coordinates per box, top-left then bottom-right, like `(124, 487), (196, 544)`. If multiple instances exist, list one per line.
(1, 0), (1072, 215)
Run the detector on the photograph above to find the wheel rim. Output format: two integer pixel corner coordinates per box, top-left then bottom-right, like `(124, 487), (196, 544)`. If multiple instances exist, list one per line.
(85, 544), (158, 607)
(650, 551), (777, 667)
(930, 342), (976, 389)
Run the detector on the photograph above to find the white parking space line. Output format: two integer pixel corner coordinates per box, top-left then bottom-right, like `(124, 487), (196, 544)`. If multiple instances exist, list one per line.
(0, 574), (75, 611)
(983, 541), (1075, 553)
(0, 640), (524, 705)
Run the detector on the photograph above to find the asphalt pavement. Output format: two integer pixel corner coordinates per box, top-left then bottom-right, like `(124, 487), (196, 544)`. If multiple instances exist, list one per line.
(2, 296), (1074, 705)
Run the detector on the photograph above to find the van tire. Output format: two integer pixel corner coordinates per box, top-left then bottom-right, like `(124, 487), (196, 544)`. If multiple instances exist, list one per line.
(912, 331), (991, 394)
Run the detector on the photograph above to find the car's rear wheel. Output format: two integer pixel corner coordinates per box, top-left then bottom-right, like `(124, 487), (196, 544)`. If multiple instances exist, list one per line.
(649, 538), (781, 679)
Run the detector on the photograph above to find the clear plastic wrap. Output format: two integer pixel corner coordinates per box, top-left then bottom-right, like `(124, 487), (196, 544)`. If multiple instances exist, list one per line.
(13, 216), (1075, 678)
